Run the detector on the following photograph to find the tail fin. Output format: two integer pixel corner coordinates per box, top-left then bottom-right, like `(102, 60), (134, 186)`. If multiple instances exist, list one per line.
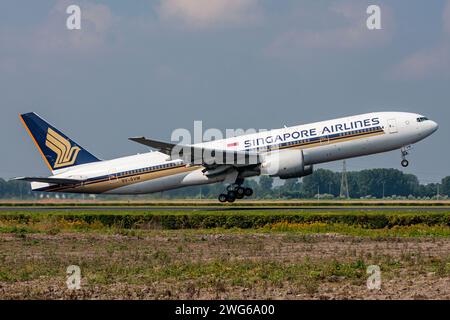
(19, 112), (100, 172)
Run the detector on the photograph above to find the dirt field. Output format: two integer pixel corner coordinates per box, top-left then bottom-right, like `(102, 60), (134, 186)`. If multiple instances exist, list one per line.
(1, 231), (449, 299)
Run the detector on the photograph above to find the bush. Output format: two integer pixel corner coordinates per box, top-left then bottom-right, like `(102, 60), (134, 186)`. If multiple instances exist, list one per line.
(2, 212), (449, 230)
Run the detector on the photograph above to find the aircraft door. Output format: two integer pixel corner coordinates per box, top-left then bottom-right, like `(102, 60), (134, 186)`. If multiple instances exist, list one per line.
(319, 135), (329, 144)
(108, 169), (119, 184)
(387, 119), (398, 134)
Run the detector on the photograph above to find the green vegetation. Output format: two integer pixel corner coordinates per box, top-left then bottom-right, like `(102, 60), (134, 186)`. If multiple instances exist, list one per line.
(0, 209), (449, 237)
(263, 222), (450, 237)
(0, 255), (405, 287)
(2, 168), (450, 200)
(1, 201), (450, 207)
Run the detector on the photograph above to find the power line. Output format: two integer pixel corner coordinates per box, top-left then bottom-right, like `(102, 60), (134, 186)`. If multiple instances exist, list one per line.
(340, 160), (350, 199)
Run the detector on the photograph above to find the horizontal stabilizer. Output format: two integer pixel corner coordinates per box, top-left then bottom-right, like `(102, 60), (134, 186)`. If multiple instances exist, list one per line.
(13, 177), (82, 185)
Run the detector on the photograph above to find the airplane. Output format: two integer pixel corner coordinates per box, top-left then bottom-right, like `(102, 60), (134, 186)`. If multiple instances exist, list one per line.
(15, 111), (438, 202)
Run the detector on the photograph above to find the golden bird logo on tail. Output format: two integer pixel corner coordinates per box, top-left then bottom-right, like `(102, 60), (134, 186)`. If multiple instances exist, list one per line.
(45, 128), (81, 169)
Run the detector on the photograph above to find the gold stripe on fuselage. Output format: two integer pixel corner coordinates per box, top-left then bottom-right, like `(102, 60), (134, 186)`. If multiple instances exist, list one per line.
(46, 164), (201, 193)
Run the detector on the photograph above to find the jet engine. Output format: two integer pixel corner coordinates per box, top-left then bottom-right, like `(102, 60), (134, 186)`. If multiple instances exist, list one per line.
(260, 149), (313, 179)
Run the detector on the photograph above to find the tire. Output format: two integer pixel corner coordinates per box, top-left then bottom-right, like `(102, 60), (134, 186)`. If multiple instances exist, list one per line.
(401, 159), (409, 167)
(236, 193), (244, 199)
(244, 187), (253, 197)
(227, 191), (236, 202)
(236, 187), (245, 196)
(218, 194), (228, 203)
(226, 185), (235, 192)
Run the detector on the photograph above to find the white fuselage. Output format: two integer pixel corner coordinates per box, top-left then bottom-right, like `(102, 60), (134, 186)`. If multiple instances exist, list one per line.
(32, 112), (438, 194)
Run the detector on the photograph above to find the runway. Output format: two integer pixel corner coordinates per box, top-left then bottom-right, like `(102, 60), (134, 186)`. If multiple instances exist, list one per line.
(1, 206), (449, 212)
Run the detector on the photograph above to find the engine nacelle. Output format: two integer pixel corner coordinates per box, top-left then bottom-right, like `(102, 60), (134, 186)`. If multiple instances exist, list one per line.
(260, 149), (313, 179)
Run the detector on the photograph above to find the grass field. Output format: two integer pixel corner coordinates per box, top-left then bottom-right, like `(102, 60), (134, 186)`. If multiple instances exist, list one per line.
(0, 208), (449, 299)
(1, 199), (450, 206)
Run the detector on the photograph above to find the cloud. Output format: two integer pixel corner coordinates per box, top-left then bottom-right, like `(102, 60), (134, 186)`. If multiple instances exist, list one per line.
(266, 1), (393, 58)
(390, 45), (450, 80)
(444, 0), (450, 35)
(0, 1), (122, 76)
(32, 1), (117, 53)
(158, 0), (261, 29)
(389, 0), (450, 80)
(0, 0), (118, 59)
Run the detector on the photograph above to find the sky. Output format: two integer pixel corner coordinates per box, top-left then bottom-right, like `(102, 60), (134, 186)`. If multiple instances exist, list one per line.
(0, 0), (449, 183)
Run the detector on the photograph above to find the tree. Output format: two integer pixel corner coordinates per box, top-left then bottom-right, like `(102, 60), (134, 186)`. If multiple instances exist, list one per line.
(353, 169), (418, 198)
(280, 178), (302, 198)
(301, 169), (339, 198)
(258, 176), (274, 197)
(441, 176), (450, 196)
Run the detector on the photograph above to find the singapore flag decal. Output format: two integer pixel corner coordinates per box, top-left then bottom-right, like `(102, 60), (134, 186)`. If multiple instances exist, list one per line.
(227, 141), (239, 147)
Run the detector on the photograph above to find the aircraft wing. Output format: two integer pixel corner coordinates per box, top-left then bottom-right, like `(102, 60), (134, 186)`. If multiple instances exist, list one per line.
(129, 136), (261, 169)
(13, 177), (83, 185)
(129, 137), (175, 155)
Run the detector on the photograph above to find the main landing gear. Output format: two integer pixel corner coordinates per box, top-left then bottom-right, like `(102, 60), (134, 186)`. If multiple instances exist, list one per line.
(401, 145), (411, 167)
(218, 184), (253, 203)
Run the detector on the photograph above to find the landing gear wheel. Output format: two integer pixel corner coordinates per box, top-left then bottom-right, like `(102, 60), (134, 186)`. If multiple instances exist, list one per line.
(400, 146), (411, 168)
(401, 159), (409, 167)
(236, 187), (245, 196)
(244, 187), (253, 197)
(227, 191), (236, 203)
(218, 194), (228, 203)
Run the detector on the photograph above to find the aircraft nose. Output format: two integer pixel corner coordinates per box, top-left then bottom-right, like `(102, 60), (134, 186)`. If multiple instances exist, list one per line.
(424, 119), (439, 136)
(430, 120), (439, 133)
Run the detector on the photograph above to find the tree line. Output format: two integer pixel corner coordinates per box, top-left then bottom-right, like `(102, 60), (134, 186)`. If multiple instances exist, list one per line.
(1, 168), (449, 200)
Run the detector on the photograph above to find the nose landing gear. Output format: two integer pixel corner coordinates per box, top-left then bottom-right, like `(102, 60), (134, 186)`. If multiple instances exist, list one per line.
(218, 184), (254, 203)
(400, 145), (411, 167)
(401, 159), (409, 167)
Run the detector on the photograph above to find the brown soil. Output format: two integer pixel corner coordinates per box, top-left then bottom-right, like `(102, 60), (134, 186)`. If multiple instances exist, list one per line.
(0, 232), (449, 299)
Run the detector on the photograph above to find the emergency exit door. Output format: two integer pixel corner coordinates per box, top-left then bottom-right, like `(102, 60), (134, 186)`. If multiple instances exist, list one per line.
(387, 119), (398, 133)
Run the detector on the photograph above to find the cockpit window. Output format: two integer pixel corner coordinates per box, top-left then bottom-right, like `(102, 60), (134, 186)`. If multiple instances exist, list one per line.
(416, 117), (429, 122)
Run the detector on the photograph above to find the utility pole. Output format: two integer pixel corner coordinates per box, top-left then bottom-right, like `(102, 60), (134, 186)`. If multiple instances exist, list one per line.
(437, 184), (440, 200)
(317, 185), (320, 201)
(340, 160), (350, 199)
(382, 181), (385, 199)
